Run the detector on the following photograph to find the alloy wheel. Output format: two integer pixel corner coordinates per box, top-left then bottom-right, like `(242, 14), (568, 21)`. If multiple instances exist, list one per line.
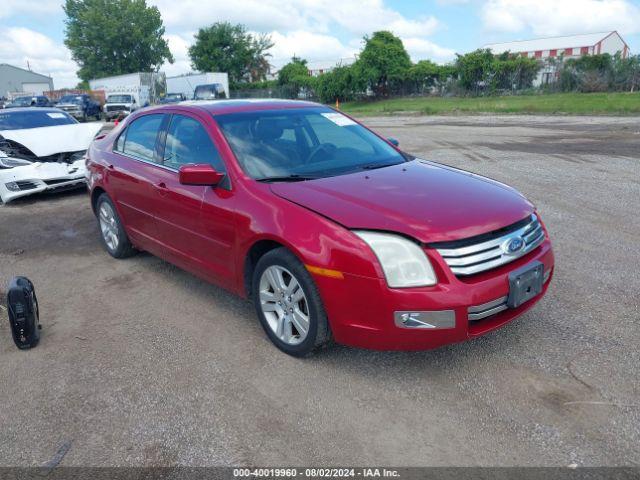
(99, 202), (119, 251)
(259, 265), (310, 345)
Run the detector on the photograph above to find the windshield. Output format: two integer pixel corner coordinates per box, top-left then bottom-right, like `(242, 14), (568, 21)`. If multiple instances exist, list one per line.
(59, 95), (84, 104)
(194, 85), (221, 99)
(10, 97), (35, 106)
(0, 110), (77, 130)
(107, 95), (132, 103)
(166, 93), (182, 100)
(216, 107), (405, 180)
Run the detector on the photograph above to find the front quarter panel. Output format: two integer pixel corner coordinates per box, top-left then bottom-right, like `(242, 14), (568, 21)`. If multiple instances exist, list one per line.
(235, 182), (383, 292)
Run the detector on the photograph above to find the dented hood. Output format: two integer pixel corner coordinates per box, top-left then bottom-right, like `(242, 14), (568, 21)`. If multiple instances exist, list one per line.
(0, 123), (102, 157)
(270, 160), (535, 243)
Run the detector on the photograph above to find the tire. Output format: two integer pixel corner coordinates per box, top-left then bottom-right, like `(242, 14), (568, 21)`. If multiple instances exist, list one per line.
(82, 112), (87, 123)
(252, 248), (331, 357)
(96, 193), (136, 258)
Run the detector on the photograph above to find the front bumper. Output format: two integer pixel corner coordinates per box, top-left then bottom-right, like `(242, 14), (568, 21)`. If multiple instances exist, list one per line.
(311, 238), (554, 351)
(0, 160), (87, 203)
(104, 109), (130, 120)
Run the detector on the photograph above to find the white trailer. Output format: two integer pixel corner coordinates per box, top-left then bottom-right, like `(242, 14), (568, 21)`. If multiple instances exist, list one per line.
(166, 72), (229, 100)
(90, 72), (166, 120)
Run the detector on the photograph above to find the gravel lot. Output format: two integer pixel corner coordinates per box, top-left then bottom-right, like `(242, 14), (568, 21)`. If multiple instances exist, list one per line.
(0, 115), (638, 467)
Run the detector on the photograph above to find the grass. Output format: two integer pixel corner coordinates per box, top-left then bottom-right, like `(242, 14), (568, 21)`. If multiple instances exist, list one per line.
(339, 92), (640, 116)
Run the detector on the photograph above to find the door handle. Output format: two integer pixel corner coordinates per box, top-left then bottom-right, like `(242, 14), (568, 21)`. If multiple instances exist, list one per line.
(154, 182), (169, 197)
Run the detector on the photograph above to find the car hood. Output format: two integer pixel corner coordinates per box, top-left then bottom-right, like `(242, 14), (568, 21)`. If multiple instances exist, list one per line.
(270, 160), (534, 243)
(0, 123), (102, 157)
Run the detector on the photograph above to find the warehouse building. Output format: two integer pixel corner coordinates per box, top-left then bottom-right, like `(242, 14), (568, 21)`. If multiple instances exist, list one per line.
(0, 63), (54, 98)
(485, 31), (630, 85)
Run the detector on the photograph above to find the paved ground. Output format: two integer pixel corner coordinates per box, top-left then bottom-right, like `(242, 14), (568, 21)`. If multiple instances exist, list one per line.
(0, 115), (638, 467)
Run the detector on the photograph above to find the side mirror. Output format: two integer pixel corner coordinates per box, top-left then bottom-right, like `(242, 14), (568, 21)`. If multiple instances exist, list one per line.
(179, 164), (225, 187)
(387, 137), (400, 147)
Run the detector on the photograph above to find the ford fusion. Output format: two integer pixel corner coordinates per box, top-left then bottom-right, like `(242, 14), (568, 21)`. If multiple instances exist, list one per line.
(86, 100), (554, 356)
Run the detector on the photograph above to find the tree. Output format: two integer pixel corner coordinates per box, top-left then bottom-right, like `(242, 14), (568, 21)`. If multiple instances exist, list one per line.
(277, 56), (314, 98)
(315, 64), (366, 103)
(189, 22), (273, 85)
(409, 60), (441, 93)
(64, 0), (173, 82)
(358, 31), (412, 96)
(454, 49), (495, 93)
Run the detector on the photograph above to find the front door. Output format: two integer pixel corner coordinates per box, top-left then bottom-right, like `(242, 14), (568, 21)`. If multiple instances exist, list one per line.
(152, 112), (236, 288)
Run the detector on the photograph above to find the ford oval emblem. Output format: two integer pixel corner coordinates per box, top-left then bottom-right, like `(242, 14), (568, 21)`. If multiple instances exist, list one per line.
(503, 236), (525, 255)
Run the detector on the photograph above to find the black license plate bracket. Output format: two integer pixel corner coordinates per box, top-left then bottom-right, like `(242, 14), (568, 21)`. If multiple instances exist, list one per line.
(507, 261), (544, 309)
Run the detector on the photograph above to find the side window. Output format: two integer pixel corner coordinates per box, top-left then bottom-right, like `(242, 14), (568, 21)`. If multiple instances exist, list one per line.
(163, 115), (225, 172)
(121, 114), (164, 162)
(115, 131), (125, 152)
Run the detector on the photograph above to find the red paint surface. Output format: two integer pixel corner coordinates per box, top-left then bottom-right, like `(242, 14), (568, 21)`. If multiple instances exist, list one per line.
(87, 101), (554, 351)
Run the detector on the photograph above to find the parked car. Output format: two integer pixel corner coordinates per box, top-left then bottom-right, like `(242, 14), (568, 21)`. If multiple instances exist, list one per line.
(103, 94), (139, 121)
(5, 96), (52, 108)
(0, 108), (102, 203)
(55, 94), (102, 121)
(193, 83), (227, 100)
(86, 100), (554, 356)
(160, 93), (187, 104)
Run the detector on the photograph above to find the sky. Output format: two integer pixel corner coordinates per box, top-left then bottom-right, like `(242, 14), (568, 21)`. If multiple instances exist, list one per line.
(1, 0), (639, 88)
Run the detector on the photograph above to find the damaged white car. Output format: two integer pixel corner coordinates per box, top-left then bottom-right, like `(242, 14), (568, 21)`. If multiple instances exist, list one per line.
(0, 108), (103, 203)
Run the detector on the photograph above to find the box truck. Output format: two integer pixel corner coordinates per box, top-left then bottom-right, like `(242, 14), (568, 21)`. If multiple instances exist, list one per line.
(90, 72), (166, 121)
(166, 73), (229, 101)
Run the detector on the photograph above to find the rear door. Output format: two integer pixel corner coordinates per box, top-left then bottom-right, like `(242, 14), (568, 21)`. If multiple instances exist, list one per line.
(107, 112), (167, 254)
(152, 111), (237, 287)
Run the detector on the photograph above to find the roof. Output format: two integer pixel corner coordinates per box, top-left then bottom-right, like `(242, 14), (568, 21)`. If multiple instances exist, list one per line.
(484, 32), (618, 53)
(0, 63), (52, 81)
(176, 99), (321, 115)
(0, 107), (63, 113)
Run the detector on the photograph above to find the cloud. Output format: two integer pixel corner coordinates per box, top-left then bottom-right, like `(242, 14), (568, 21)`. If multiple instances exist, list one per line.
(403, 38), (457, 62)
(482, 0), (640, 36)
(1, 0), (455, 87)
(0, 27), (79, 89)
(149, 0), (440, 37)
(267, 31), (358, 67)
(162, 34), (194, 76)
(0, 0), (61, 19)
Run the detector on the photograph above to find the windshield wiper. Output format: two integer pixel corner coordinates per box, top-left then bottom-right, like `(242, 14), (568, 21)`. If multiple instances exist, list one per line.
(255, 174), (321, 183)
(359, 161), (403, 171)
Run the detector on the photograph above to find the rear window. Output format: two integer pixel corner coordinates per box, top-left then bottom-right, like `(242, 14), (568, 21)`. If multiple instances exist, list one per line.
(0, 110), (77, 130)
(119, 114), (164, 162)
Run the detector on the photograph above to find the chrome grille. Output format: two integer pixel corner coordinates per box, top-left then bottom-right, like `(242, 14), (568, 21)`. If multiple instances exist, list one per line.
(434, 214), (545, 276)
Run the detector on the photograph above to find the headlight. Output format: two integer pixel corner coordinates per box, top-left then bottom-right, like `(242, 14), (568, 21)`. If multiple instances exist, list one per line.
(354, 231), (437, 287)
(0, 157), (32, 168)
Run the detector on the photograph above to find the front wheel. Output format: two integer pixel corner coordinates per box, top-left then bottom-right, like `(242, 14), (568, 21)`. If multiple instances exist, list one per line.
(252, 248), (331, 356)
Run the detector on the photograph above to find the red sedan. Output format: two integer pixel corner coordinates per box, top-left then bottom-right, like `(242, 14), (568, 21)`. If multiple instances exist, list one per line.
(86, 100), (554, 356)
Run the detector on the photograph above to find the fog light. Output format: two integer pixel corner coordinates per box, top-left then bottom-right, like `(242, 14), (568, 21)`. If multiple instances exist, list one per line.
(394, 310), (456, 329)
(5, 182), (20, 191)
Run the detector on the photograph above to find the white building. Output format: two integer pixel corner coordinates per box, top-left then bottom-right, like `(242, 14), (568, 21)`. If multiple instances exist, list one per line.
(485, 31), (630, 85)
(0, 64), (54, 98)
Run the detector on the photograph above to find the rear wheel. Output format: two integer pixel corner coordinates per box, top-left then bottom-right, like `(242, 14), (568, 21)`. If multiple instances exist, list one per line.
(96, 193), (136, 258)
(252, 248), (331, 356)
